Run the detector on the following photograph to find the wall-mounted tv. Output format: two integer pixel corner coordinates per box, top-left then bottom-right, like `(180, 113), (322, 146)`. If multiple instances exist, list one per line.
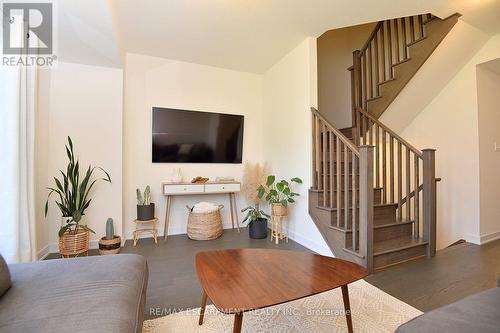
(152, 107), (244, 163)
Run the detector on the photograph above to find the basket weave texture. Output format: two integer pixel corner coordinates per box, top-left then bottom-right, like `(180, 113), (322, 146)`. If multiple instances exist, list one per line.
(59, 230), (89, 257)
(187, 205), (223, 240)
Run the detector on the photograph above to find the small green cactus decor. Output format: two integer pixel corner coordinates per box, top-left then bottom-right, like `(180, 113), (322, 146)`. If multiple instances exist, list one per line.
(99, 217), (121, 255)
(105, 218), (114, 240)
(136, 186), (155, 221)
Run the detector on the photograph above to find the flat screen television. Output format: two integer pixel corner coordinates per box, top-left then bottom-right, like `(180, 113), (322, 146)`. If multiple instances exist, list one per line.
(152, 107), (244, 163)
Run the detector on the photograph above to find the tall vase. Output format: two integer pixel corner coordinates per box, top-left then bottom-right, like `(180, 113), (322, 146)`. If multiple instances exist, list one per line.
(171, 168), (183, 183)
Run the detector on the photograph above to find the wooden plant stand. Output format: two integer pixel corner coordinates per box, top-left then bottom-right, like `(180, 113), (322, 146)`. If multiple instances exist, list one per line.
(133, 218), (158, 246)
(271, 215), (288, 244)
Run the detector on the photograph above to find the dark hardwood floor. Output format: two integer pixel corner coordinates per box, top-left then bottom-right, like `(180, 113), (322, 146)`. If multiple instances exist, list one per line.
(47, 229), (500, 319)
(122, 229), (311, 319)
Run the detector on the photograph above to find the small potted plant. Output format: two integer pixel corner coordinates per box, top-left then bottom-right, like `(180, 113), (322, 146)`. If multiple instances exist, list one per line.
(241, 206), (270, 239)
(258, 175), (303, 216)
(98, 218), (121, 255)
(136, 186), (154, 220)
(45, 137), (111, 258)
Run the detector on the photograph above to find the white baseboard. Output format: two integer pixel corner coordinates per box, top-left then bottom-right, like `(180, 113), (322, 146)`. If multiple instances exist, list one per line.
(37, 245), (50, 260)
(465, 231), (500, 245)
(479, 231), (500, 244)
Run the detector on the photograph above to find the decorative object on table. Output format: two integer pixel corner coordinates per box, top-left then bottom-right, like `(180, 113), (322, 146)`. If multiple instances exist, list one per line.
(98, 218), (121, 255)
(186, 202), (223, 240)
(45, 136), (112, 258)
(241, 206), (270, 239)
(171, 168), (183, 183)
(133, 217), (158, 246)
(215, 176), (235, 182)
(241, 161), (271, 239)
(191, 176), (209, 183)
(258, 175), (302, 244)
(136, 185), (155, 221)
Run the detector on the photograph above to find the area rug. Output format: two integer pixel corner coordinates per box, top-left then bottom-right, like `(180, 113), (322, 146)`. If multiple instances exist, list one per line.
(143, 279), (422, 333)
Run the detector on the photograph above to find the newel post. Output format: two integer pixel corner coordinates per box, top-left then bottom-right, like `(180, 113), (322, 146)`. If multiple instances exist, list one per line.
(352, 50), (362, 127)
(423, 149), (436, 258)
(359, 145), (374, 273)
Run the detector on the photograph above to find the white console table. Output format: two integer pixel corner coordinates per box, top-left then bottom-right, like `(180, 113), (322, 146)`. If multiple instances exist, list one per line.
(161, 181), (241, 240)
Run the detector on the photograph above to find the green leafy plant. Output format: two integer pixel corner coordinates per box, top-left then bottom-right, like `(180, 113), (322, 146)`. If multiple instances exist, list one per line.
(257, 175), (303, 206)
(241, 206), (270, 226)
(45, 137), (112, 237)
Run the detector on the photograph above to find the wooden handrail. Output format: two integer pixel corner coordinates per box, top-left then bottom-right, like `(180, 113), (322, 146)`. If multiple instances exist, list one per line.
(400, 178), (441, 206)
(360, 21), (383, 53)
(356, 107), (423, 158)
(311, 108), (360, 155)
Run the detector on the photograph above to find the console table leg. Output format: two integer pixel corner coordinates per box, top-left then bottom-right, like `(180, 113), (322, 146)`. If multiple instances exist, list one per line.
(233, 313), (243, 333)
(198, 291), (208, 325)
(341, 284), (353, 333)
(164, 195), (171, 241)
(229, 193), (235, 230)
(232, 193), (240, 232)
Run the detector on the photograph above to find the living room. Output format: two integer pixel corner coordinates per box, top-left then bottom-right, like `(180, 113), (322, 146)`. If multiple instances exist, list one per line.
(1, 1), (500, 332)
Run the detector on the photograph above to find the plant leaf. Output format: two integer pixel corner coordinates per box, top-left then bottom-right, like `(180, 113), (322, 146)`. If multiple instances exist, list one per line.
(291, 177), (303, 184)
(266, 175), (275, 186)
(281, 200), (288, 206)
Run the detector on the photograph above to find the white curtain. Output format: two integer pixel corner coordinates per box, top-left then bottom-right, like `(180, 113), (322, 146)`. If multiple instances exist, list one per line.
(0, 19), (37, 263)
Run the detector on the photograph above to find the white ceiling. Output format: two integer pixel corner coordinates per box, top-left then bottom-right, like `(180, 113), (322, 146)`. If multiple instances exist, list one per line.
(56, 0), (500, 72)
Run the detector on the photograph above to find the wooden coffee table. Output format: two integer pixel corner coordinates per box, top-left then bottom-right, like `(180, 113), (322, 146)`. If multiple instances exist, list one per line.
(195, 249), (367, 333)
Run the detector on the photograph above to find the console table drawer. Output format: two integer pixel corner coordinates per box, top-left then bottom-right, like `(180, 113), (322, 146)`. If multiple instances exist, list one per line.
(204, 183), (240, 193)
(163, 184), (205, 195)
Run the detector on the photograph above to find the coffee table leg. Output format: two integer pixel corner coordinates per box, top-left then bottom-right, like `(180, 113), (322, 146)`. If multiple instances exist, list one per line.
(341, 284), (353, 333)
(198, 291), (208, 325)
(233, 313), (243, 333)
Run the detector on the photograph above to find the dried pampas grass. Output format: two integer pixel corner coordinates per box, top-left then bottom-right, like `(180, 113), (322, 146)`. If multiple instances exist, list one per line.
(242, 161), (270, 207)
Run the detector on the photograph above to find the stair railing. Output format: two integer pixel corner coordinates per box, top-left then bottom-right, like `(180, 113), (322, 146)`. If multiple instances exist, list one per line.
(311, 108), (374, 269)
(354, 107), (437, 257)
(350, 13), (434, 122)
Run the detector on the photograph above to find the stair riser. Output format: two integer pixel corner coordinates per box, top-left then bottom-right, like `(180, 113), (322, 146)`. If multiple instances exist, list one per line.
(374, 244), (427, 270)
(327, 204), (397, 229)
(317, 188), (382, 207)
(345, 223), (413, 245)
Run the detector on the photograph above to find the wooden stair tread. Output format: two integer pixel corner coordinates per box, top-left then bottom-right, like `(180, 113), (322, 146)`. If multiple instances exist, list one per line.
(392, 58), (412, 67)
(329, 219), (413, 233)
(407, 36), (427, 47)
(373, 236), (427, 256)
(377, 78), (396, 86)
(316, 202), (397, 212)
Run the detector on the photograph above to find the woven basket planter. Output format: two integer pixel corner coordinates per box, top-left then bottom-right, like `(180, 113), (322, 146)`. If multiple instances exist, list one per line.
(187, 205), (223, 241)
(272, 203), (288, 217)
(98, 236), (121, 255)
(59, 229), (89, 258)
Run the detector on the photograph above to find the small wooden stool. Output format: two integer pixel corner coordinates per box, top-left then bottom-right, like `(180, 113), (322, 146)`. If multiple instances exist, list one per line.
(133, 218), (158, 246)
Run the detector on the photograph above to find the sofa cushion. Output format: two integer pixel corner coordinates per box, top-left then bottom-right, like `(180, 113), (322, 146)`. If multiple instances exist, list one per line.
(396, 287), (500, 333)
(0, 254), (11, 296)
(0, 254), (148, 333)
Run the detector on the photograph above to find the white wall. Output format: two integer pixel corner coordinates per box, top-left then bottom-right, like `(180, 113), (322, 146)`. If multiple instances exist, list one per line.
(36, 62), (123, 257)
(477, 63), (500, 243)
(381, 20), (490, 133)
(263, 38), (332, 256)
(123, 53), (264, 239)
(399, 34), (500, 248)
(317, 23), (376, 128)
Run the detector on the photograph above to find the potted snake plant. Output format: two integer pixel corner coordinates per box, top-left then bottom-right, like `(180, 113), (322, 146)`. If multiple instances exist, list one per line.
(258, 175), (302, 216)
(136, 186), (154, 220)
(45, 137), (111, 258)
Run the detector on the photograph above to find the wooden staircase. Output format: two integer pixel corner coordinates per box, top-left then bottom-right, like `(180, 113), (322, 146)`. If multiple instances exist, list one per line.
(349, 13), (460, 119)
(309, 13), (453, 273)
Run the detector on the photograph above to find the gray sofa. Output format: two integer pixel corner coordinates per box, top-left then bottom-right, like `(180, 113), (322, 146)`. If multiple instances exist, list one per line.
(396, 279), (500, 333)
(0, 254), (148, 333)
